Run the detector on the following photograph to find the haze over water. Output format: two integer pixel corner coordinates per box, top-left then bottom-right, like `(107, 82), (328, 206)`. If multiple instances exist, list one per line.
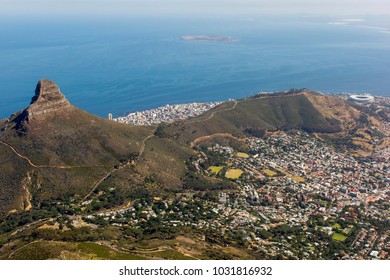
(1, 15), (390, 119)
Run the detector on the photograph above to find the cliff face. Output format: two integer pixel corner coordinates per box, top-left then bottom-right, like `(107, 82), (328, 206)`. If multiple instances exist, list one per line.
(26, 79), (72, 120)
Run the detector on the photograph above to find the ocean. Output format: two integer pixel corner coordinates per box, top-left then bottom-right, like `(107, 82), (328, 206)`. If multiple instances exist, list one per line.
(1, 15), (389, 119)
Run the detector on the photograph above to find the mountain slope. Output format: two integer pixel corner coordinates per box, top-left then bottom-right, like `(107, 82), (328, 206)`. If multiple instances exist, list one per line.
(0, 80), (154, 214)
(157, 90), (362, 145)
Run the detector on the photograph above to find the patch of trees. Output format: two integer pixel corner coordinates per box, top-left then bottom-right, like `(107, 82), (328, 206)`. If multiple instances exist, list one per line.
(256, 229), (272, 239)
(205, 248), (233, 260)
(358, 113), (370, 125)
(321, 240), (348, 259)
(124, 219), (179, 241)
(270, 224), (301, 236)
(313, 194), (332, 203)
(154, 124), (170, 138)
(183, 172), (235, 191)
(244, 128), (266, 138)
(31, 227), (99, 242)
(302, 122), (340, 134)
(0, 209), (56, 235)
(155, 123), (182, 139)
(199, 149), (228, 168)
(308, 214), (327, 227)
(91, 190), (125, 211)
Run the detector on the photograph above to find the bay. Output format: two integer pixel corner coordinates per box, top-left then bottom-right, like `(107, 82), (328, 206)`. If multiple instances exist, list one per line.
(0, 15), (389, 119)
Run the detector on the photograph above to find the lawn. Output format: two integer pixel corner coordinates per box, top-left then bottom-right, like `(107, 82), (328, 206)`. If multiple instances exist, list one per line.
(331, 223), (342, 230)
(236, 152), (249, 158)
(276, 168), (288, 175)
(262, 169), (277, 177)
(292, 176), (305, 183)
(342, 228), (353, 235)
(208, 166), (224, 175)
(332, 233), (348, 242)
(225, 169), (243, 179)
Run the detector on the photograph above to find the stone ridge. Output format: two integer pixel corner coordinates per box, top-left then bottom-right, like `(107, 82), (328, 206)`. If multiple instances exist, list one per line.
(27, 79), (72, 119)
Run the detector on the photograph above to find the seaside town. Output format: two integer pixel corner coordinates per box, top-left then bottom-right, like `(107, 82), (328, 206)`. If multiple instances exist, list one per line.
(114, 102), (222, 125)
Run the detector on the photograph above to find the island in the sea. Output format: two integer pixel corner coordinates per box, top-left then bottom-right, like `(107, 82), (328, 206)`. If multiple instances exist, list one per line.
(181, 35), (239, 42)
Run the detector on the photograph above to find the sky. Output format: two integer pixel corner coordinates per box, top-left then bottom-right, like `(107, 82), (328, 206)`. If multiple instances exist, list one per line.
(1, 0), (389, 17)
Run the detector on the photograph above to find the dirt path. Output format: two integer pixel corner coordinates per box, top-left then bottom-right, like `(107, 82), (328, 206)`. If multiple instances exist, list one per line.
(186, 93), (303, 126)
(0, 140), (109, 169)
(2, 129), (157, 206)
(10, 217), (55, 236)
(130, 246), (173, 253)
(176, 247), (200, 260)
(80, 167), (118, 203)
(7, 240), (40, 259)
(3, 130), (159, 237)
(188, 93), (305, 148)
(191, 133), (244, 148)
(80, 130), (156, 203)
(186, 100), (238, 124)
(138, 132), (156, 158)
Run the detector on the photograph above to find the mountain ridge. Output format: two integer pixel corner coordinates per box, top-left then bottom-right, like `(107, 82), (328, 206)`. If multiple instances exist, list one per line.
(156, 90), (364, 145)
(0, 80), (157, 213)
(0, 81), (383, 215)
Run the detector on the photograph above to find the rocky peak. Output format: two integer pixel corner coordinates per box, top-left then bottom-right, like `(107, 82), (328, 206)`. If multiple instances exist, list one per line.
(26, 79), (72, 120)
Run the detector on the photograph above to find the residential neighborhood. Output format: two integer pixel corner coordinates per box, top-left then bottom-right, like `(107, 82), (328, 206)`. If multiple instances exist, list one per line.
(78, 131), (389, 259)
(114, 102), (222, 125)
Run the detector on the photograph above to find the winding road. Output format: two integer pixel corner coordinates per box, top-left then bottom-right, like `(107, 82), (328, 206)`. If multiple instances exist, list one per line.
(186, 100), (238, 124)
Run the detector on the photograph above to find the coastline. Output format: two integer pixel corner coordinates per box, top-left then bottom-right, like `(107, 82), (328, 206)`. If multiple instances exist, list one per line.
(114, 101), (223, 125)
(111, 91), (389, 126)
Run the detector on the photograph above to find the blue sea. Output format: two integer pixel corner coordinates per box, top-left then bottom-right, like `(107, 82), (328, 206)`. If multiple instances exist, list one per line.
(1, 15), (389, 119)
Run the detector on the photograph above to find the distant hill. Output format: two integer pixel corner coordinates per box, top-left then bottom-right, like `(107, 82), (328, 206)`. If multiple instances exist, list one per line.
(156, 90), (364, 145)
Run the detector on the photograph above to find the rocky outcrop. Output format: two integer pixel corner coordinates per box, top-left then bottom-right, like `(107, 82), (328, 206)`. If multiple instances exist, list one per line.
(26, 79), (72, 120)
(20, 173), (33, 211)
